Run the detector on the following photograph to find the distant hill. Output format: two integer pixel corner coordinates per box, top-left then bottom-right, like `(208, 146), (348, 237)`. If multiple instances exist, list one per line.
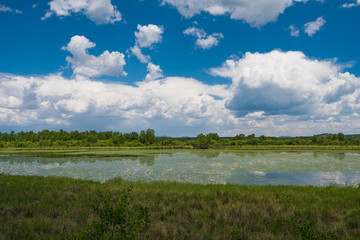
(309, 133), (360, 139)
(345, 134), (360, 139)
(167, 134), (360, 139)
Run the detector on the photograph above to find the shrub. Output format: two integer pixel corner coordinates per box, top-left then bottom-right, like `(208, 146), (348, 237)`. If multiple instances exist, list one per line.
(78, 187), (150, 240)
(292, 217), (340, 240)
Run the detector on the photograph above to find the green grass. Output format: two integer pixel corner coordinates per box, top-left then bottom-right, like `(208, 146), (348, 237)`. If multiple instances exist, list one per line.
(1, 175), (359, 239)
(1, 144), (360, 151)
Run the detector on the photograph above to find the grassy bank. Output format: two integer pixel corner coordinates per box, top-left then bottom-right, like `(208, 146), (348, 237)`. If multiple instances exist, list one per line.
(1, 144), (360, 151)
(1, 175), (359, 239)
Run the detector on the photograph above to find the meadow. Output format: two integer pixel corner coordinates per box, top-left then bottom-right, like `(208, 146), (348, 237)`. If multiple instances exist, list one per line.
(1, 174), (359, 239)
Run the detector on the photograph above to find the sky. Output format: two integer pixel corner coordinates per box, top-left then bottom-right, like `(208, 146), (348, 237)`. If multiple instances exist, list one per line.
(0, 0), (360, 137)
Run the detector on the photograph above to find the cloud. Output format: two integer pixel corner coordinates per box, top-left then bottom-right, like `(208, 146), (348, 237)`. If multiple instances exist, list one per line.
(341, 0), (360, 8)
(288, 24), (300, 37)
(131, 24), (164, 64)
(0, 73), (232, 135)
(1, 52), (360, 137)
(0, 4), (12, 13)
(131, 24), (164, 80)
(211, 50), (360, 119)
(0, 4), (22, 14)
(1, 45), (360, 136)
(184, 27), (223, 49)
(1, 47), (360, 136)
(145, 63), (164, 81)
(304, 16), (326, 37)
(161, 0), (307, 27)
(62, 35), (127, 77)
(135, 24), (164, 48)
(42, 0), (121, 25)
(130, 45), (150, 64)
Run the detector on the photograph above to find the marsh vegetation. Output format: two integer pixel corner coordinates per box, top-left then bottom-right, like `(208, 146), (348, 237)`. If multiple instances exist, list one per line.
(1, 175), (359, 239)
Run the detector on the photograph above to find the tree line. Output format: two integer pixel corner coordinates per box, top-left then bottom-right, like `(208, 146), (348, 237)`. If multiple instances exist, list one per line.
(0, 129), (358, 148)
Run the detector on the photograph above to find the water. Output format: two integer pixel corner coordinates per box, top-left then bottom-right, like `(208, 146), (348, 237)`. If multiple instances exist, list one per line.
(0, 149), (359, 186)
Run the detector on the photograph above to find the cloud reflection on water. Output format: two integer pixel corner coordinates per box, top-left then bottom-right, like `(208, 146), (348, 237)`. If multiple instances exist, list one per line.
(0, 150), (359, 186)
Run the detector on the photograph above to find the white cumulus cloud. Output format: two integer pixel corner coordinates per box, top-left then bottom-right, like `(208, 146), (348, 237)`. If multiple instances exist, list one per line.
(131, 24), (164, 80)
(289, 24), (300, 37)
(135, 24), (164, 48)
(0, 4), (22, 14)
(62, 35), (127, 77)
(42, 0), (121, 25)
(131, 24), (164, 63)
(304, 16), (326, 37)
(145, 63), (164, 81)
(1, 48), (360, 136)
(130, 45), (150, 64)
(0, 73), (232, 135)
(211, 50), (360, 120)
(341, 0), (360, 8)
(161, 0), (307, 27)
(184, 27), (223, 49)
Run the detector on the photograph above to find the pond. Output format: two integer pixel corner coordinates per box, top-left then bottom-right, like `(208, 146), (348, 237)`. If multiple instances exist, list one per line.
(0, 149), (359, 186)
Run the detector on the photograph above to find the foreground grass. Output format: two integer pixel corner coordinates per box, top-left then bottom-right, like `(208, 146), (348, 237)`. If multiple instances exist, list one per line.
(1, 175), (359, 239)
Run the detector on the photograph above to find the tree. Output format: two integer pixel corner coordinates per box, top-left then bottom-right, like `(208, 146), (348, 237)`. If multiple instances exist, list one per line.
(247, 134), (255, 139)
(337, 133), (345, 141)
(311, 135), (317, 144)
(145, 129), (156, 144)
(139, 129), (156, 145)
(206, 133), (220, 141)
(196, 133), (211, 148)
(233, 134), (245, 140)
(111, 134), (125, 145)
(247, 138), (259, 145)
(124, 132), (139, 142)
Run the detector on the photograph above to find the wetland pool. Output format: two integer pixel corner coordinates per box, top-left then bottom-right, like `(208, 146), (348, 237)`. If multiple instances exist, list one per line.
(0, 149), (359, 186)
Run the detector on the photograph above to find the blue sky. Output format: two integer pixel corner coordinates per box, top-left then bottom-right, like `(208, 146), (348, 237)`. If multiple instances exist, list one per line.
(0, 0), (360, 136)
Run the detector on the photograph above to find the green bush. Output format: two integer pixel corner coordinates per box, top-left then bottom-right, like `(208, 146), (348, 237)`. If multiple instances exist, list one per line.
(78, 188), (150, 240)
(292, 218), (340, 240)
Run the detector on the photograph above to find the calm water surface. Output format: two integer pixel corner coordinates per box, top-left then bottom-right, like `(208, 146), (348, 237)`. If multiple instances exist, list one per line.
(0, 149), (359, 186)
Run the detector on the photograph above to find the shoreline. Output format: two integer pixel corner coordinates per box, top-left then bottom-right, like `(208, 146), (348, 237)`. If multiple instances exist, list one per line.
(1, 144), (360, 151)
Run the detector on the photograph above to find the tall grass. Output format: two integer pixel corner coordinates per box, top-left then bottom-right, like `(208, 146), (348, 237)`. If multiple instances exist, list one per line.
(1, 175), (359, 239)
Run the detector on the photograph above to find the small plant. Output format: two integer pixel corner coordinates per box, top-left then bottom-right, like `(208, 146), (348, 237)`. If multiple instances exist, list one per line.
(292, 217), (340, 240)
(78, 187), (150, 240)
